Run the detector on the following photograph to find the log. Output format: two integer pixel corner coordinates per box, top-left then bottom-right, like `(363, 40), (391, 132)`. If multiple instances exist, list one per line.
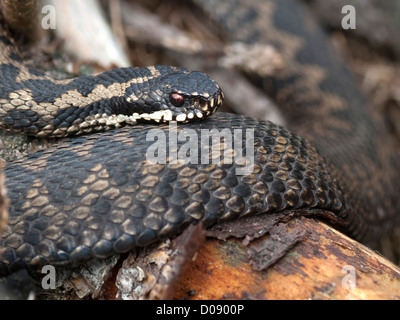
(174, 214), (400, 300)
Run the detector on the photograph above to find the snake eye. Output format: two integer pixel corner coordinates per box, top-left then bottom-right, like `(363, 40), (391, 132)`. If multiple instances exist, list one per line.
(169, 92), (185, 107)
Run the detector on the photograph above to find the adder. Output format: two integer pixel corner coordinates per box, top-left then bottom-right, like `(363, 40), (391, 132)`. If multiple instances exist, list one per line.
(0, 0), (399, 276)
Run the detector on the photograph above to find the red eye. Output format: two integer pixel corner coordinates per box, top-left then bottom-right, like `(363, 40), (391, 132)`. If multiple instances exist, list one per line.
(169, 93), (185, 107)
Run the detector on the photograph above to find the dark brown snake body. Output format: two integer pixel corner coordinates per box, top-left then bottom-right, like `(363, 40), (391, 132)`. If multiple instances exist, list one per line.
(0, 0), (399, 276)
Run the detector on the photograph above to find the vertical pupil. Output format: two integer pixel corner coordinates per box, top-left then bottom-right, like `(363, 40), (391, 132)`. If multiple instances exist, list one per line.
(170, 93), (184, 107)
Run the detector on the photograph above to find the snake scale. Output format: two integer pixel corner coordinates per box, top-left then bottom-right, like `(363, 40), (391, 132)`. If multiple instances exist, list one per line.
(0, 0), (399, 276)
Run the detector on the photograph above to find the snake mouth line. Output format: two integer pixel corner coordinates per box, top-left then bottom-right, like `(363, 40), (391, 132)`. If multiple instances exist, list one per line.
(38, 90), (225, 137)
(76, 90), (223, 131)
(135, 90), (224, 123)
(175, 91), (224, 122)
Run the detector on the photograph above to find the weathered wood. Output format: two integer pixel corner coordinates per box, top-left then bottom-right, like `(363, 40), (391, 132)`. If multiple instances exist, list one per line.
(174, 215), (400, 300)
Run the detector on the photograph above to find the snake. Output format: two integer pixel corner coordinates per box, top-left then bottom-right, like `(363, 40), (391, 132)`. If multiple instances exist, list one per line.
(0, 0), (399, 277)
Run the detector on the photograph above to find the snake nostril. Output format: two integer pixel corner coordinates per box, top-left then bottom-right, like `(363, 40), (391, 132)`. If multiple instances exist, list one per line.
(169, 92), (185, 107)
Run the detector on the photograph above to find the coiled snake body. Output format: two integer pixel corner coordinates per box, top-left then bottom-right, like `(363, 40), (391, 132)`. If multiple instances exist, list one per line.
(0, 0), (399, 275)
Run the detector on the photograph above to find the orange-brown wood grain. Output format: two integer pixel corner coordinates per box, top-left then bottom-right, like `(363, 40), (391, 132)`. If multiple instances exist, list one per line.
(174, 217), (400, 300)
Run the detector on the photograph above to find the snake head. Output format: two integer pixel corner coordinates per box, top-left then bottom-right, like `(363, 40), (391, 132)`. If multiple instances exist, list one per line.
(125, 66), (224, 123)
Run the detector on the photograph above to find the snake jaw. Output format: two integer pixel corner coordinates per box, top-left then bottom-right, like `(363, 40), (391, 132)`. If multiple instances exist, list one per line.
(171, 88), (224, 123)
(131, 88), (224, 124)
(132, 66), (224, 123)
